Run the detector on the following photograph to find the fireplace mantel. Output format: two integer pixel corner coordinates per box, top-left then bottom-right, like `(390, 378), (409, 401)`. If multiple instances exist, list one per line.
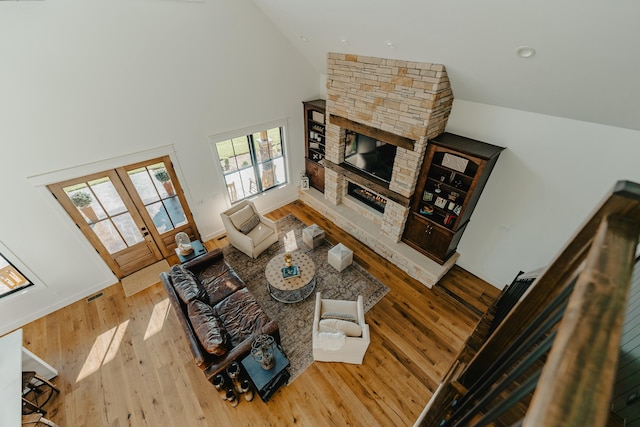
(322, 160), (411, 207)
(329, 114), (415, 151)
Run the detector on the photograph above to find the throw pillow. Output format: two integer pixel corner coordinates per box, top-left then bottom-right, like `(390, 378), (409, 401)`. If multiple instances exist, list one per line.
(170, 264), (207, 304)
(188, 299), (229, 356)
(321, 312), (356, 322)
(319, 318), (362, 337)
(237, 214), (260, 234)
(228, 205), (255, 229)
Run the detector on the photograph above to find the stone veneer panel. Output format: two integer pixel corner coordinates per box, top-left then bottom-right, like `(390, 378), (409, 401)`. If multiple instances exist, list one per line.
(326, 53), (453, 141)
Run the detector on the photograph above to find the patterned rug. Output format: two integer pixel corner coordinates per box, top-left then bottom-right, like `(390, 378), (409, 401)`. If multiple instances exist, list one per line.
(222, 214), (389, 383)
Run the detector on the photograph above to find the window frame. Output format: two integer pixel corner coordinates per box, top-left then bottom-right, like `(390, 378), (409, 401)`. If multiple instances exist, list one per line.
(0, 243), (38, 300)
(210, 119), (289, 203)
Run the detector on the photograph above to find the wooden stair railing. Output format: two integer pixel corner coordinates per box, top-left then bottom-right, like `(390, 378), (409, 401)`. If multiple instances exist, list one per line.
(416, 181), (640, 427)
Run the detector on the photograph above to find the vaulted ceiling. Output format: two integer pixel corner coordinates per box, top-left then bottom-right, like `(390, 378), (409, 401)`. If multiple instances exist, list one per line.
(253, 0), (640, 131)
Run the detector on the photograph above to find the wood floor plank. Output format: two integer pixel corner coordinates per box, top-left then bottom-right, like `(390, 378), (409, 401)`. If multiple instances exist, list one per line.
(17, 200), (499, 427)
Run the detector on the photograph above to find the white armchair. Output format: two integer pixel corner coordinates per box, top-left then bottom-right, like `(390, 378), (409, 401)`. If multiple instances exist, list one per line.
(220, 200), (278, 259)
(312, 292), (371, 364)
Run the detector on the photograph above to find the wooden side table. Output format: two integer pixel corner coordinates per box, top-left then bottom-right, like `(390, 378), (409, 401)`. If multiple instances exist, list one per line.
(240, 345), (290, 402)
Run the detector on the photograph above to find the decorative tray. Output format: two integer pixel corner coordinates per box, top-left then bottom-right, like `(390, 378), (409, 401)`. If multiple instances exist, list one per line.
(281, 265), (300, 279)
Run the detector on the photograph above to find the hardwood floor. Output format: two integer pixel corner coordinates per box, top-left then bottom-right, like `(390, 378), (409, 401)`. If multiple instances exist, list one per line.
(20, 200), (499, 427)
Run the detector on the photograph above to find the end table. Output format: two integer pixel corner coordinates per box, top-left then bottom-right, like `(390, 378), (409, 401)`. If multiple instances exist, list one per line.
(240, 345), (290, 402)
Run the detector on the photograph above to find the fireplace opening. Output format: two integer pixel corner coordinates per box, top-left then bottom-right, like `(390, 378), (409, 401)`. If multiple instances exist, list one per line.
(347, 182), (387, 213)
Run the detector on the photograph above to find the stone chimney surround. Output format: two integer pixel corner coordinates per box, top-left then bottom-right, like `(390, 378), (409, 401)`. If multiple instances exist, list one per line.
(300, 53), (457, 288)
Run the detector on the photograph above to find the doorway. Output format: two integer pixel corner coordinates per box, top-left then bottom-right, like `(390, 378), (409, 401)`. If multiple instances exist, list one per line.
(48, 156), (199, 278)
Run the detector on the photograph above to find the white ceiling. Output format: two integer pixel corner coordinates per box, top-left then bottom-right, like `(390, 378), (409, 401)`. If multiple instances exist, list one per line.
(253, 0), (640, 131)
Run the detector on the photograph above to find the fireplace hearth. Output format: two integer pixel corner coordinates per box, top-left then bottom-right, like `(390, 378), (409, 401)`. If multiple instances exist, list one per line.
(347, 182), (387, 213)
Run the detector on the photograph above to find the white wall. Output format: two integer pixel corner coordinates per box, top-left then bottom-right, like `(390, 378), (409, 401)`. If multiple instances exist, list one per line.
(0, 0), (319, 335)
(447, 100), (640, 288)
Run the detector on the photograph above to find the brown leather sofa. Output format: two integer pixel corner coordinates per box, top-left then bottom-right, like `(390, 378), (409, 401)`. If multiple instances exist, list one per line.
(160, 248), (279, 382)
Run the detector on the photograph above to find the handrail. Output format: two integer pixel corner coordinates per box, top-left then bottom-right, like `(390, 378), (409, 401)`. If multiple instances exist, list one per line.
(417, 181), (640, 427)
(523, 214), (640, 426)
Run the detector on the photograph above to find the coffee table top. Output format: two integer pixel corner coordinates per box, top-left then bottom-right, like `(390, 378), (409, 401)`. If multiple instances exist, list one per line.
(265, 252), (316, 303)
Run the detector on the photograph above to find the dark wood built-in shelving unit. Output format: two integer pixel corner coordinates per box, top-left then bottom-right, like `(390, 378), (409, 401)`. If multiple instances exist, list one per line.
(303, 99), (326, 193)
(402, 132), (505, 264)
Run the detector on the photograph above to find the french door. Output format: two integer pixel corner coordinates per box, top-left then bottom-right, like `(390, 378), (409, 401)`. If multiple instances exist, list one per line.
(48, 156), (199, 278)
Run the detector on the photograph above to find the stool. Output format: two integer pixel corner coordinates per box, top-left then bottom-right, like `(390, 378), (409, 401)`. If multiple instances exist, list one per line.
(302, 224), (325, 249)
(328, 243), (353, 272)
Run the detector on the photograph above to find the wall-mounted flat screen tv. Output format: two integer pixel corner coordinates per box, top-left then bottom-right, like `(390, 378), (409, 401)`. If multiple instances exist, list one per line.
(344, 132), (396, 183)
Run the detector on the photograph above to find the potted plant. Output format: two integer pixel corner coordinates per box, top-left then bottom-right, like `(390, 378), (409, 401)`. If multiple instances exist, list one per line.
(70, 191), (98, 222)
(154, 169), (175, 196)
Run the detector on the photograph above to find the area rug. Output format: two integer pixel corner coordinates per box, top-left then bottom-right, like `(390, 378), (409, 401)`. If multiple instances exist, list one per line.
(121, 260), (170, 297)
(222, 214), (389, 383)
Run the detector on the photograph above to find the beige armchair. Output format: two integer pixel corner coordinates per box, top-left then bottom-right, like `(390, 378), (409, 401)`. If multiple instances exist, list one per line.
(220, 200), (278, 259)
(312, 292), (371, 364)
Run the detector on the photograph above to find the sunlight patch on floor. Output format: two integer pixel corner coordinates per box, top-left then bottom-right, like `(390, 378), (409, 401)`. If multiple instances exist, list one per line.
(76, 320), (129, 383)
(284, 230), (298, 252)
(144, 298), (170, 340)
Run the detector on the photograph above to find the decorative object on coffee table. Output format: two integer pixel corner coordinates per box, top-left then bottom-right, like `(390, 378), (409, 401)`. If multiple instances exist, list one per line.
(283, 253), (293, 267)
(328, 243), (353, 272)
(302, 223), (325, 249)
(265, 251), (316, 303)
(241, 343), (290, 402)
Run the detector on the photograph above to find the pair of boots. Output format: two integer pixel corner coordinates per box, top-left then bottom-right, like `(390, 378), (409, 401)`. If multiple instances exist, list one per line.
(212, 362), (254, 407)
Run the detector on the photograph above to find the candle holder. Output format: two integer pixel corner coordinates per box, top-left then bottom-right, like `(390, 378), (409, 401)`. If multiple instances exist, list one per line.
(251, 334), (276, 370)
(283, 253), (293, 268)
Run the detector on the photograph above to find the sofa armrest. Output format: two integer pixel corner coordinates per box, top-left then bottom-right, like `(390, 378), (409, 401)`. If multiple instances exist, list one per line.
(182, 247), (224, 271)
(160, 271), (209, 368)
(202, 319), (280, 380)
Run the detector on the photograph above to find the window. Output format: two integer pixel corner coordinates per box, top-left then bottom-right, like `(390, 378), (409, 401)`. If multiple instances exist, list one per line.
(214, 126), (287, 202)
(0, 252), (34, 299)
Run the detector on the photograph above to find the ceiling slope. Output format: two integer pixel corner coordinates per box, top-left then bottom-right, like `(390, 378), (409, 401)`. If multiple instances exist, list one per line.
(253, 0), (640, 131)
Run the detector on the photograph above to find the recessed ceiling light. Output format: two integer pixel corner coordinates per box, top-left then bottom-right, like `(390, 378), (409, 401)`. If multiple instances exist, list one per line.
(385, 40), (396, 49)
(340, 38), (350, 46)
(300, 36), (309, 43)
(516, 46), (536, 58)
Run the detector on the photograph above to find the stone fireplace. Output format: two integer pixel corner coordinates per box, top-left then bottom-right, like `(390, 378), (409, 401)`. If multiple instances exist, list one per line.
(299, 53), (456, 287)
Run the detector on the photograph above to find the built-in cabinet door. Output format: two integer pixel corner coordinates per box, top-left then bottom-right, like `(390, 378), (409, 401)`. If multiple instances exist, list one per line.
(48, 156), (199, 278)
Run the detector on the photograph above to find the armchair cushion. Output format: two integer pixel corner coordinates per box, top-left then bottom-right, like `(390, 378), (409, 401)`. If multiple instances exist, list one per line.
(229, 205), (255, 229)
(319, 318), (362, 337)
(320, 312), (356, 322)
(170, 264), (207, 303)
(188, 299), (229, 356)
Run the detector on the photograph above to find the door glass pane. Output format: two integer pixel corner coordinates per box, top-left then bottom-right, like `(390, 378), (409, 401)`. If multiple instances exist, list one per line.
(63, 184), (101, 224)
(128, 161), (187, 235)
(164, 196), (187, 228)
(146, 201), (172, 233)
(88, 178), (127, 217)
(111, 213), (144, 246)
(92, 220), (127, 254)
(128, 167), (161, 205)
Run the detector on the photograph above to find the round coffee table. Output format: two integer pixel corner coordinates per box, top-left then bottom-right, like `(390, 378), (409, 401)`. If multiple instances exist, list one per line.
(265, 251), (316, 303)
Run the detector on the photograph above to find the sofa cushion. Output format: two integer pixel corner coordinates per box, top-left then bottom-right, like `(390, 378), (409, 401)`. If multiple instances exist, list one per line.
(188, 299), (229, 356)
(214, 287), (272, 347)
(170, 264), (207, 303)
(319, 318), (362, 337)
(229, 205), (254, 229)
(201, 270), (246, 307)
